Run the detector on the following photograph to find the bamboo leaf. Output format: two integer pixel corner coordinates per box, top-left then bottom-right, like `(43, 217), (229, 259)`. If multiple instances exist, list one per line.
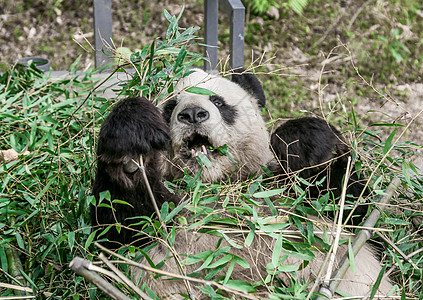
(271, 232), (283, 268)
(186, 86), (216, 96)
(68, 231), (75, 251)
(253, 188), (285, 198)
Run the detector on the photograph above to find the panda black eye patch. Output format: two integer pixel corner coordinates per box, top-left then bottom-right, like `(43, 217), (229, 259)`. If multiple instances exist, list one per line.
(209, 95), (237, 125)
(162, 98), (177, 123)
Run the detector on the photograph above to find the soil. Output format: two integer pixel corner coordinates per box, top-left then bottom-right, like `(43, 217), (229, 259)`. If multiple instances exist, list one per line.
(1, 0), (422, 149)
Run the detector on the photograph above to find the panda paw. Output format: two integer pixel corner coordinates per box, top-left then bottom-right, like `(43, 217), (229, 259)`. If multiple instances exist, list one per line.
(97, 97), (170, 163)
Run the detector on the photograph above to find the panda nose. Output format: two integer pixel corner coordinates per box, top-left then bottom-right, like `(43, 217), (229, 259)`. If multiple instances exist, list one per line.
(177, 107), (209, 124)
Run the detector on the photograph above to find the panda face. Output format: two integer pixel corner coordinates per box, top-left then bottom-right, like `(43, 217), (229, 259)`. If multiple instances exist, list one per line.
(162, 69), (274, 181)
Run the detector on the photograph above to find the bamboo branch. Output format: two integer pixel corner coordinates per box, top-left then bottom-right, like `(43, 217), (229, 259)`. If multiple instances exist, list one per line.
(0, 296), (36, 299)
(5, 247), (28, 297)
(131, 156), (166, 231)
(69, 257), (131, 300)
(0, 283), (32, 293)
(323, 157), (351, 285)
(316, 176), (402, 300)
(375, 231), (419, 270)
(98, 253), (153, 300)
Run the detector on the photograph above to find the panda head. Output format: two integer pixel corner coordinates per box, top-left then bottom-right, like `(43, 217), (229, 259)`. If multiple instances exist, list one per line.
(162, 69), (274, 181)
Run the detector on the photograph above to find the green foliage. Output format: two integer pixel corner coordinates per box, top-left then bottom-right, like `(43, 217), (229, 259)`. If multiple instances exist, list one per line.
(377, 28), (411, 64)
(0, 60), (107, 297)
(116, 8), (204, 102)
(245, 0), (308, 15)
(248, 0), (280, 14)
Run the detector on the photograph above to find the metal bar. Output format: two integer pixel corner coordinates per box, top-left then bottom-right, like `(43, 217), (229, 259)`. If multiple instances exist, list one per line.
(93, 0), (113, 69)
(228, 0), (245, 69)
(204, 0), (219, 71)
(219, 0), (245, 69)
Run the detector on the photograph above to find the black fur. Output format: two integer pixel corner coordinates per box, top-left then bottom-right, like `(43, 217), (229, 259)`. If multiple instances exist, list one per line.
(230, 67), (266, 108)
(163, 98), (177, 124)
(98, 97), (170, 161)
(91, 97), (176, 248)
(209, 95), (237, 125)
(271, 117), (368, 225)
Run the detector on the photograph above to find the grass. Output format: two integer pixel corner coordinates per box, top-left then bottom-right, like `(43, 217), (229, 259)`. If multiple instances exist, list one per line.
(1, 6), (422, 300)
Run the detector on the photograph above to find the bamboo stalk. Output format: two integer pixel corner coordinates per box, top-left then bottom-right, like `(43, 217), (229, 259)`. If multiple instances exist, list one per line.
(5, 247), (28, 297)
(98, 253), (153, 300)
(316, 176), (401, 300)
(69, 256), (131, 300)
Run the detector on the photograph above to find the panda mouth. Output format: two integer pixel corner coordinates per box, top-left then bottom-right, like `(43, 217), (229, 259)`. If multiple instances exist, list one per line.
(182, 133), (214, 158)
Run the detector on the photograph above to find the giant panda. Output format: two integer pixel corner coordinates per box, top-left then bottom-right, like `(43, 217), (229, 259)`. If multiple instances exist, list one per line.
(91, 68), (392, 297)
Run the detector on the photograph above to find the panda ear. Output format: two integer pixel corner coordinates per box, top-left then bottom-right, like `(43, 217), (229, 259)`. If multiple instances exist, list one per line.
(230, 67), (266, 108)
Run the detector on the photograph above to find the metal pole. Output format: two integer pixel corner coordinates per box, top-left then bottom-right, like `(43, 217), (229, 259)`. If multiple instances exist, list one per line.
(204, 0), (219, 71)
(220, 0), (245, 69)
(228, 0), (245, 69)
(93, 0), (113, 70)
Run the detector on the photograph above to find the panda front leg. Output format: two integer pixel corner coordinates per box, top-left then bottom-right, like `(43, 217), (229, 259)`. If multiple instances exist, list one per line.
(270, 117), (369, 225)
(91, 97), (174, 248)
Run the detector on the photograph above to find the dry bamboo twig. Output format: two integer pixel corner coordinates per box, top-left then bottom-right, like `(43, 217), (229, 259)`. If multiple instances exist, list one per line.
(98, 253), (153, 300)
(69, 257), (131, 300)
(375, 231), (419, 270)
(323, 157), (351, 285)
(0, 296), (36, 299)
(0, 283), (32, 293)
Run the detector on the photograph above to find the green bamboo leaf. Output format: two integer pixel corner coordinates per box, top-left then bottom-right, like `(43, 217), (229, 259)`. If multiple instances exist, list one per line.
(68, 231), (75, 251)
(85, 230), (97, 249)
(185, 250), (213, 265)
(369, 265), (386, 300)
(266, 191), (281, 212)
(245, 228), (255, 247)
(220, 232), (243, 249)
(383, 129), (396, 155)
(282, 249), (314, 261)
(165, 200), (188, 223)
(224, 280), (256, 293)
(260, 222), (290, 233)
(196, 151), (212, 167)
(0, 247), (8, 273)
(206, 254), (232, 269)
(277, 264), (299, 272)
(173, 46), (187, 72)
(15, 232), (25, 249)
(307, 221), (315, 245)
(224, 259), (235, 284)
(196, 252), (214, 271)
(253, 188), (285, 198)
(160, 202), (169, 222)
(186, 86), (216, 96)
(271, 232), (283, 268)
